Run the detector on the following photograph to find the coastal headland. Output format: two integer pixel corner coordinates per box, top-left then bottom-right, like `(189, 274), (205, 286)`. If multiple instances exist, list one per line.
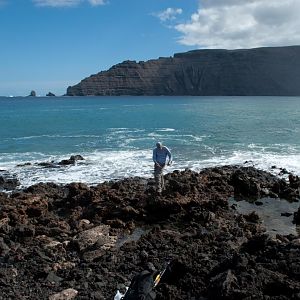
(67, 46), (300, 96)
(0, 165), (300, 299)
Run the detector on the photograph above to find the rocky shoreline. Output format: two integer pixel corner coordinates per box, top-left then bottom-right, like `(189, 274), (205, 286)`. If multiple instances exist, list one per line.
(0, 165), (300, 299)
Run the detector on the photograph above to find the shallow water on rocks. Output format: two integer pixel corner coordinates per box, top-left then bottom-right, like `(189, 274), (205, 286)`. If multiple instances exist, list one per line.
(230, 197), (300, 236)
(116, 227), (148, 248)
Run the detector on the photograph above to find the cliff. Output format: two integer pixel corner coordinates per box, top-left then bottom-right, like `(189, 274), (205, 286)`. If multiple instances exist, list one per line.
(67, 46), (300, 96)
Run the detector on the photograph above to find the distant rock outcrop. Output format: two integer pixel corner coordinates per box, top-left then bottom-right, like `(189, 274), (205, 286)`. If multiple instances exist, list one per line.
(29, 90), (36, 97)
(66, 46), (300, 96)
(46, 92), (56, 97)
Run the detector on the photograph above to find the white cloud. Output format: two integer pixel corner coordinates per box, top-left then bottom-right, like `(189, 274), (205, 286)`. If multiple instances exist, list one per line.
(32, 0), (106, 7)
(87, 0), (106, 6)
(154, 7), (183, 22)
(175, 0), (300, 49)
(33, 0), (80, 6)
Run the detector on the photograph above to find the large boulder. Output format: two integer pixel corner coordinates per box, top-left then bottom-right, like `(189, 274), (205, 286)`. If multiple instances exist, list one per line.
(231, 169), (261, 198)
(293, 207), (300, 224)
(0, 174), (20, 190)
(72, 225), (115, 252)
(49, 289), (78, 300)
(58, 155), (84, 166)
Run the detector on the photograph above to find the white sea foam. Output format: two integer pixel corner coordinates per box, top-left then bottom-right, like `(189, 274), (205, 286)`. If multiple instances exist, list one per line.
(122, 104), (153, 107)
(108, 128), (130, 130)
(184, 150), (300, 177)
(147, 132), (206, 142)
(107, 128), (146, 134)
(0, 151), (153, 188)
(156, 128), (175, 132)
(8, 134), (103, 141)
(1, 147), (300, 189)
(0, 152), (53, 164)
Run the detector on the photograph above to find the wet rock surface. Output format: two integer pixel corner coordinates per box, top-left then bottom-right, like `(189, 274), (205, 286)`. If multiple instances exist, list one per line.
(0, 172), (20, 190)
(0, 166), (300, 299)
(58, 155), (85, 166)
(294, 207), (300, 225)
(15, 155), (86, 170)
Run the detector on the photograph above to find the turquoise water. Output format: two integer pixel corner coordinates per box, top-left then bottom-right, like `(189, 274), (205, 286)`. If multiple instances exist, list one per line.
(0, 96), (300, 187)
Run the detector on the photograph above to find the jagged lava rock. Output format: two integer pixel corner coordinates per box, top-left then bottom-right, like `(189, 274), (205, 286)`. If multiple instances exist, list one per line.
(0, 173), (20, 190)
(58, 155), (84, 166)
(49, 289), (78, 300)
(0, 166), (300, 299)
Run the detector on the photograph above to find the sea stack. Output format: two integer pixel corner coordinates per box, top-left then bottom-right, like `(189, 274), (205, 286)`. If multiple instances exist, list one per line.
(29, 90), (36, 97)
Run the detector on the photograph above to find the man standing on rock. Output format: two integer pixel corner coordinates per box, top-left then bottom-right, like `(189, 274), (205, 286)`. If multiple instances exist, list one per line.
(153, 142), (172, 193)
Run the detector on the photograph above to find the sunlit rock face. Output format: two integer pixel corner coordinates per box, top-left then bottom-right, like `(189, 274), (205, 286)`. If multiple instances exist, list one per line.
(67, 46), (300, 96)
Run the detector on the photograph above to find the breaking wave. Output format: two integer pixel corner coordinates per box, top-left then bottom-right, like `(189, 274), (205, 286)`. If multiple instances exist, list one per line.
(1, 146), (300, 189)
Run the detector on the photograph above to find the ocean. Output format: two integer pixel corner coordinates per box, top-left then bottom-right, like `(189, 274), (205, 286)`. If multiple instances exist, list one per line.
(1, 96), (300, 189)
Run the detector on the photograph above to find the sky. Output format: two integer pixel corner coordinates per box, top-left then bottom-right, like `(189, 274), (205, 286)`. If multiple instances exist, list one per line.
(0, 0), (300, 96)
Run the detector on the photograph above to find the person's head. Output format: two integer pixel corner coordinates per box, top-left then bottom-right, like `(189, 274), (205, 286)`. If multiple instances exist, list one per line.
(156, 142), (163, 149)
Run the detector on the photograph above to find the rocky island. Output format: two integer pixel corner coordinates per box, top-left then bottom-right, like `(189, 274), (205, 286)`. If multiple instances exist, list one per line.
(0, 165), (300, 299)
(28, 90), (36, 97)
(67, 46), (300, 96)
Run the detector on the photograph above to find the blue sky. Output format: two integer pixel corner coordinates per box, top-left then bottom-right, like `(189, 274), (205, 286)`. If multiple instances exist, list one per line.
(1, 0), (299, 96)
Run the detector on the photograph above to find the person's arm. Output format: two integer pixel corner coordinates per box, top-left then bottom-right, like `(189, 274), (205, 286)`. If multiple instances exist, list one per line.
(153, 149), (159, 166)
(165, 147), (172, 165)
(153, 149), (157, 163)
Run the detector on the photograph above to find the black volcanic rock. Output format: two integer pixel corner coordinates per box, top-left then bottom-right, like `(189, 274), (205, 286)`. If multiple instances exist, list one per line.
(294, 207), (300, 224)
(29, 90), (36, 97)
(67, 46), (300, 96)
(58, 155), (84, 166)
(0, 174), (20, 190)
(46, 92), (56, 97)
(1, 166), (300, 299)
